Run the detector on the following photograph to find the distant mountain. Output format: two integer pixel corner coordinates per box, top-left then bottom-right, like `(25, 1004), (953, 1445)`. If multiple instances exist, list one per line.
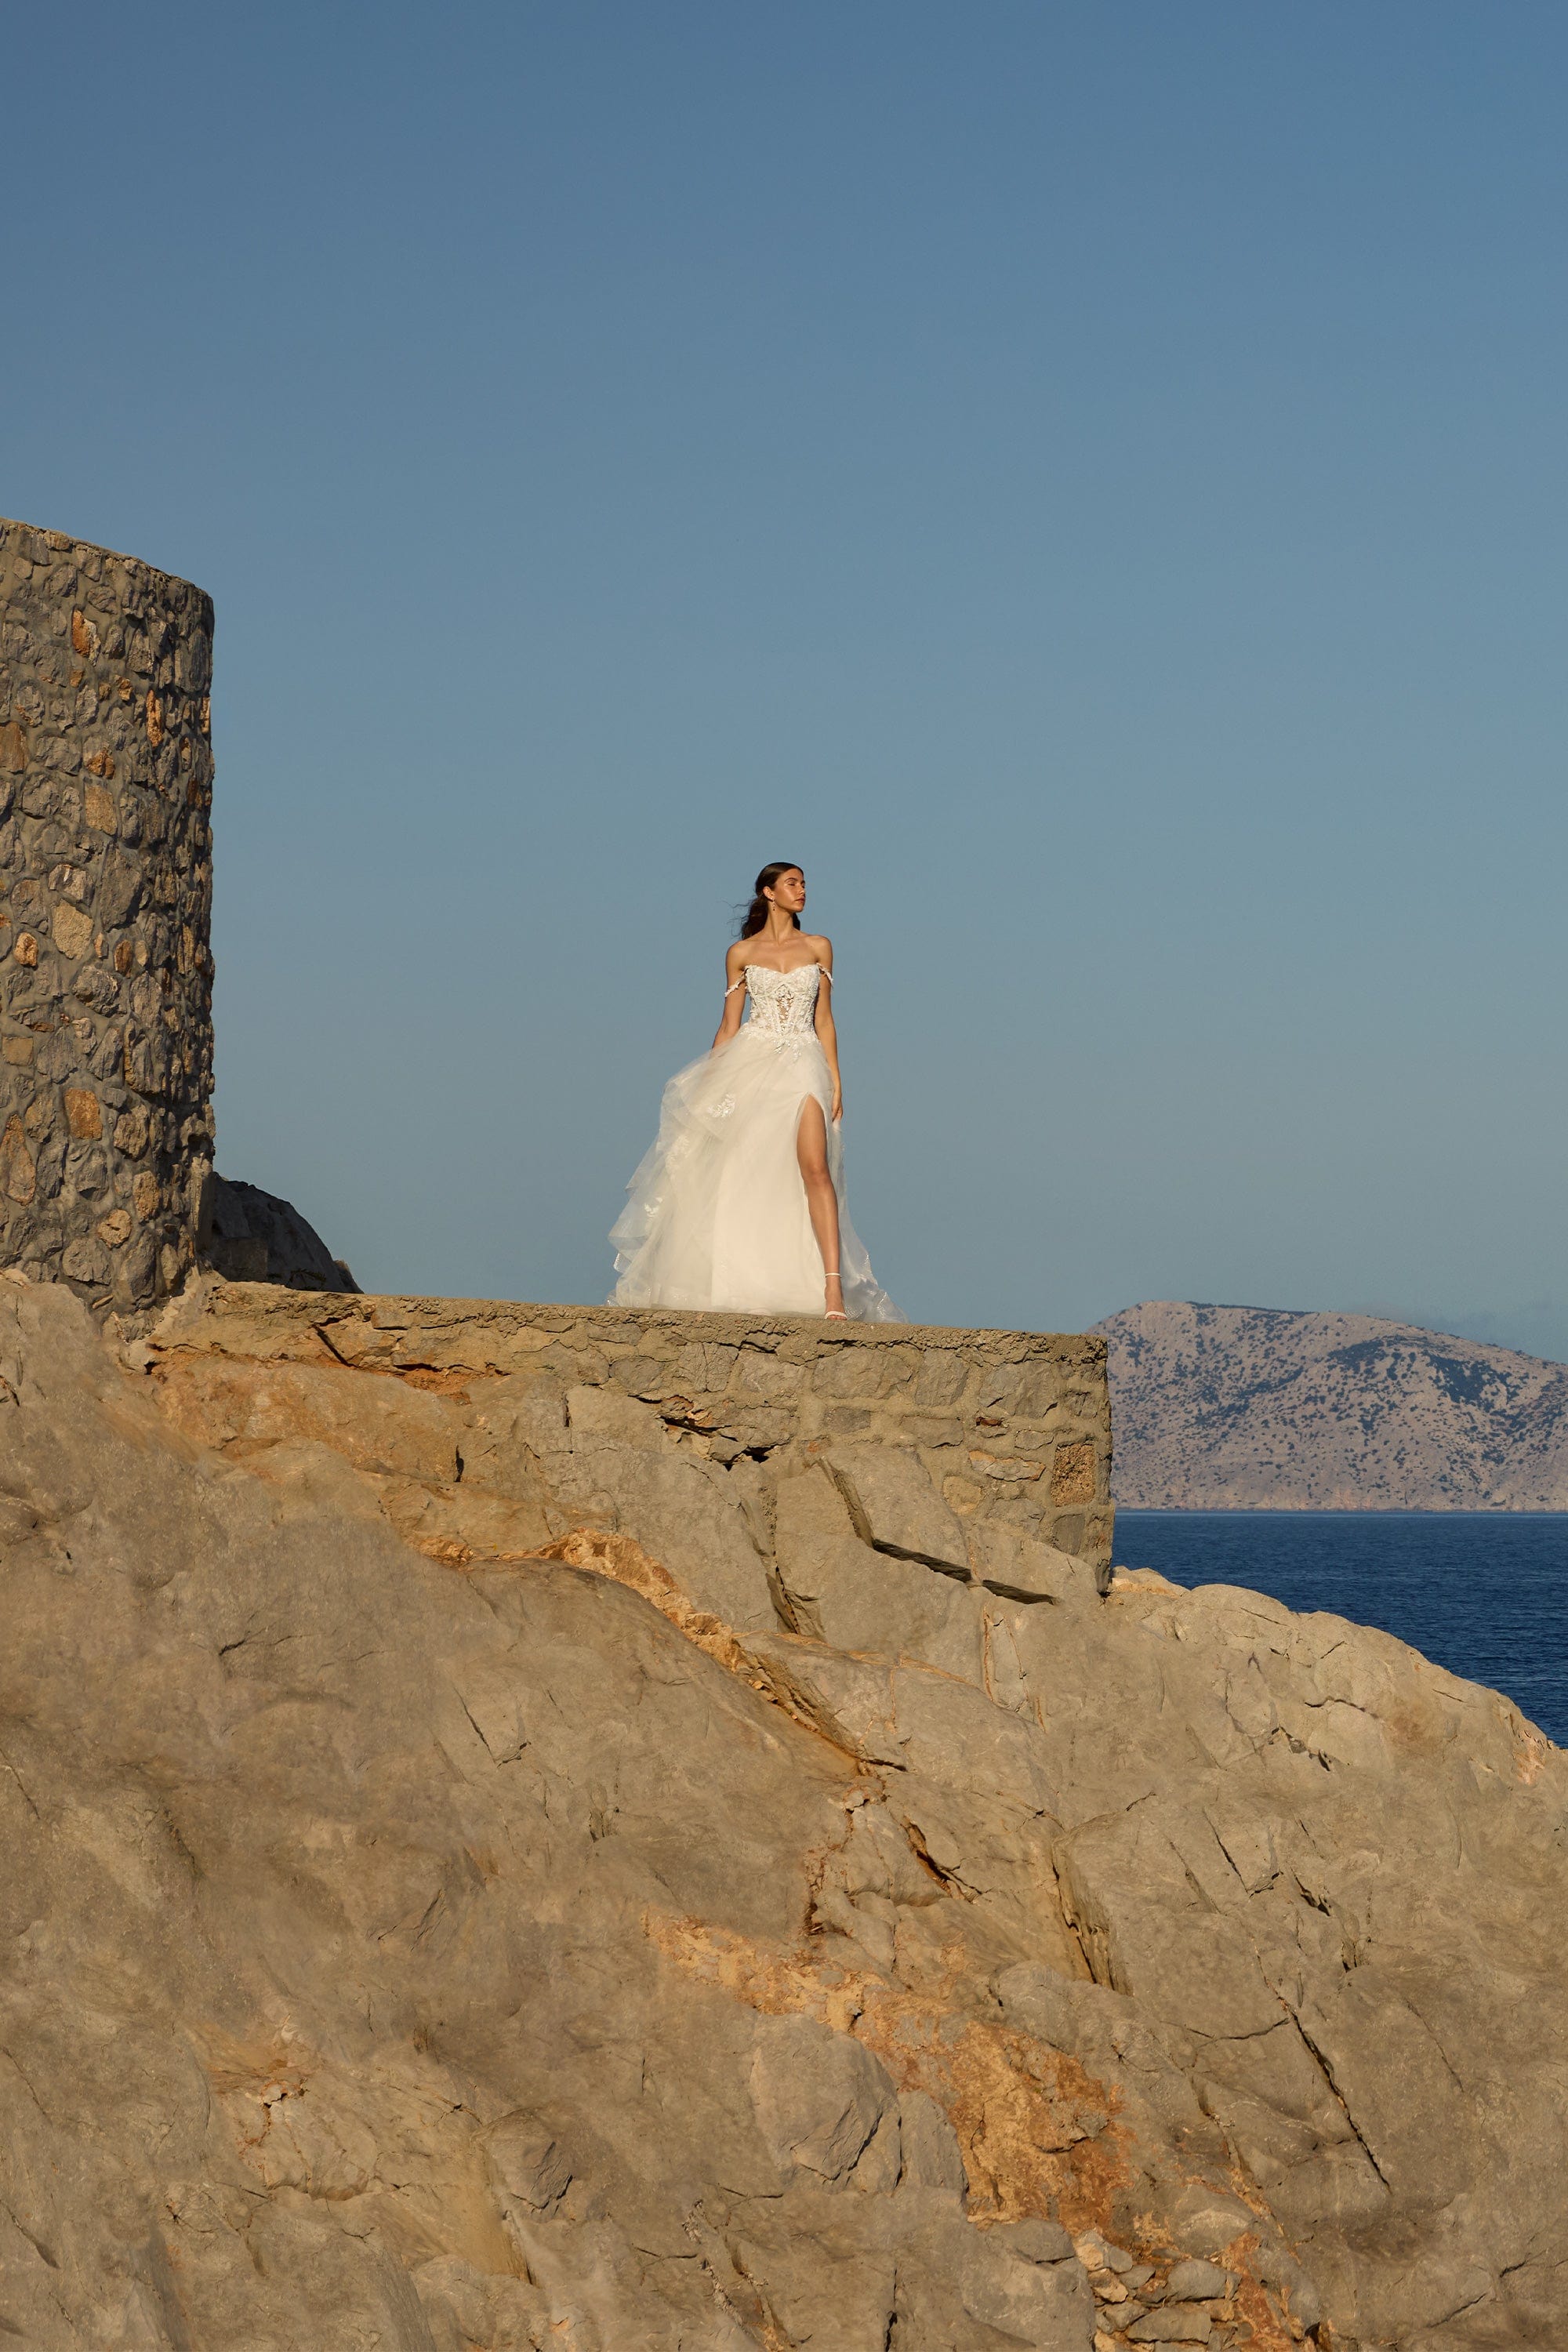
(1097, 1300), (1568, 1509)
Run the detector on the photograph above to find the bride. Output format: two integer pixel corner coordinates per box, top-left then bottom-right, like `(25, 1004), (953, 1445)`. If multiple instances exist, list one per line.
(610, 862), (902, 1321)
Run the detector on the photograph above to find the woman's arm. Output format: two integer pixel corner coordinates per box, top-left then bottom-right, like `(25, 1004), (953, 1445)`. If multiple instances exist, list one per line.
(813, 941), (843, 1121)
(713, 943), (748, 1050)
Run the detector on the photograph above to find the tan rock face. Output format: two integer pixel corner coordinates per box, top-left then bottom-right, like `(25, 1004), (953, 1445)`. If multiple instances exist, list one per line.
(150, 1284), (1116, 1578)
(0, 1278), (1563, 2350)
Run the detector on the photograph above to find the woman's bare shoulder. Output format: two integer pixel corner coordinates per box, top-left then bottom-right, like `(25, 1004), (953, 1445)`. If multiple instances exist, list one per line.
(724, 937), (748, 970)
(805, 931), (833, 963)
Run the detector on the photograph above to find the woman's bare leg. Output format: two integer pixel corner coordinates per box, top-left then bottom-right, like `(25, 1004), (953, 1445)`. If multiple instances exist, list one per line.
(797, 1098), (844, 1316)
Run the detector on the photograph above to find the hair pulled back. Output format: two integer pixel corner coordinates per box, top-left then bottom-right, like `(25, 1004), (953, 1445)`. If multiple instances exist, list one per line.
(739, 861), (804, 938)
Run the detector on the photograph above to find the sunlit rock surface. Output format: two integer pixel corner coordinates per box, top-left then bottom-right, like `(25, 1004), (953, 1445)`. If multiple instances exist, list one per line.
(0, 1276), (1562, 2350)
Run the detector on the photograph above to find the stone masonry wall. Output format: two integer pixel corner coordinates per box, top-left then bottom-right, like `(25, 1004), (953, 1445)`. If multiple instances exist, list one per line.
(0, 517), (215, 1312)
(152, 1285), (1116, 1573)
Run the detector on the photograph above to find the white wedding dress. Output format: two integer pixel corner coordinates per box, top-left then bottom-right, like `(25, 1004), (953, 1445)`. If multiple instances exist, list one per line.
(610, 963), (902, 1320)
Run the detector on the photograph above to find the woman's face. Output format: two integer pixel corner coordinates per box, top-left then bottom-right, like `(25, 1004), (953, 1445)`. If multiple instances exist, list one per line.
(768, 868), (807, 916)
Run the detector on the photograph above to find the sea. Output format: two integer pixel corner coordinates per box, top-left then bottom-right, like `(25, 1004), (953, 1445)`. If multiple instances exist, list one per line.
(1115, 1510), (1568, 1750)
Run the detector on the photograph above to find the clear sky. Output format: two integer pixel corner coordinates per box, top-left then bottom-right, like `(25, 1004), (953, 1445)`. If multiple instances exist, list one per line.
(5, 3), (1566, 1348)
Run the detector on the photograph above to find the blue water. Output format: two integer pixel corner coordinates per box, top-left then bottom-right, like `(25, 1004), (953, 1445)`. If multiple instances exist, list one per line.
(1115, 1511), (1567, 1749)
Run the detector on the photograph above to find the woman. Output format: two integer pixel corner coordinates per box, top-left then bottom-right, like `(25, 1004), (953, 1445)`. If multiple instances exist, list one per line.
(610, 862), (901, 1320)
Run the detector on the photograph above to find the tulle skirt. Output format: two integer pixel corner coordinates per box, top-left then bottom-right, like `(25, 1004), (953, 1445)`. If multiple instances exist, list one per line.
(610, 1025), (902, 1320)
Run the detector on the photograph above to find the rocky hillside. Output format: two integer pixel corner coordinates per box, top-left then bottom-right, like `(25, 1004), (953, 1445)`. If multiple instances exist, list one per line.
(1099, 1300), (1568, 1509)
(1, 1276), (1564, 2350)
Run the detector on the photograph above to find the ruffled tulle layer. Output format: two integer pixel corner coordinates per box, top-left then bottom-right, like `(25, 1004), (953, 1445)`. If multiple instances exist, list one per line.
(610, 1024), (901, 1320)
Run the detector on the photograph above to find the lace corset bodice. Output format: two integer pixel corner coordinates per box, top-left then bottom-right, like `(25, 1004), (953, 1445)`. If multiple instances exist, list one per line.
(743, 963), (825, 1047)
(611, 949), (900, 1322)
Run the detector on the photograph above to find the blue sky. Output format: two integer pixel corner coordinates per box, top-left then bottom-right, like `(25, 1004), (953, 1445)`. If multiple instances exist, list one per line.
(5, 3), (1566, 1347)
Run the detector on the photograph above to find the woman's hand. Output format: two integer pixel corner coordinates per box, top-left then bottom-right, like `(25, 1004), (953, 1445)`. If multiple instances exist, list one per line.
(831, 1082), (844, 1124)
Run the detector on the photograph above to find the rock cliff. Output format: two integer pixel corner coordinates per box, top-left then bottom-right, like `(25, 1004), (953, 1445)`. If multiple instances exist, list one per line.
(1, 1275), (1563, 2350)
(1098, 1301), (1568, 1509)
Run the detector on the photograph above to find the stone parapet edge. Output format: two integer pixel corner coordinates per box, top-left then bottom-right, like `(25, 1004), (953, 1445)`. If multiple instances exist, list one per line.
(154, 1281), (1115, 1570)
(178, 1281), (1107, 1363)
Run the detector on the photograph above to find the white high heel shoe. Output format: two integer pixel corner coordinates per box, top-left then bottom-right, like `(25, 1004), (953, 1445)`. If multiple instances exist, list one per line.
(824, 1270), (846, 1320)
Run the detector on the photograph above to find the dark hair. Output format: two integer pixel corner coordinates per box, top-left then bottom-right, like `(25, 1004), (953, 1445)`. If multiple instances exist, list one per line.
(739, 862), (803, 938)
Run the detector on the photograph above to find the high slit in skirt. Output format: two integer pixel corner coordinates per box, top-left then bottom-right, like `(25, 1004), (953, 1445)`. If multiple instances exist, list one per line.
(609, 1019), (901, 1320)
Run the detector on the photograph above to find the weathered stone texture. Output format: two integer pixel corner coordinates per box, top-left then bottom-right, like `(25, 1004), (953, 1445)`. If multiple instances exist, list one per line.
(0, 517), (214, 1311)
(152, 1283), (1116, 1574)
(2, 1274), (1563, 2350)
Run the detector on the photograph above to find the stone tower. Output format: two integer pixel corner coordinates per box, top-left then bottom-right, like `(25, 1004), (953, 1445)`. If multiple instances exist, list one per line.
(0, 517), (216, 1314)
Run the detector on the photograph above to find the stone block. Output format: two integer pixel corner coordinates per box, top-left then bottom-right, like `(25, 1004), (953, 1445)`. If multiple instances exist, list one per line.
(967, 1523), (1082, 1602)
(976, 1363), (1025, 1413)
(1015, 1363), (1071, 1417)
(113, 1105), (150, 1156)
(915, 1349), (970, 1408)
(826, 1443), (970, 1577)
(822, 1404), (874, 1436)
(887, 1412), (965, 1448)
(871, 1343), (921, 1395)
(1, 1116), (37, 1205)
(811, 1346), (884, 1399)
(666, 1341), (739, 1394)
(967, 1446), (1045, 1483)
(60, 1236), (106, 1283)
(50, 902), (93, 963)
(1051, 1439), (1098, 1504)
(727, 1350), (804, 1403)
(1049, 1511), (1086, 1556)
